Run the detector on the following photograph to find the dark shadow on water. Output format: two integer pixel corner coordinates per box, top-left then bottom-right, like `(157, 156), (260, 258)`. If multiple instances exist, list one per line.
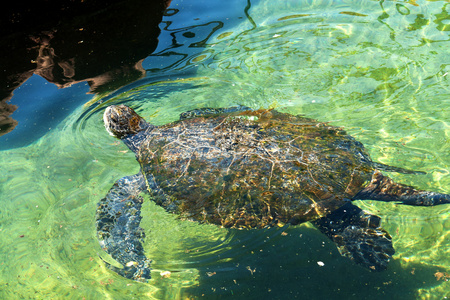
(0, 0), (171, 142)
(176, 226), (444, 299)
(0, 0), (249, 149)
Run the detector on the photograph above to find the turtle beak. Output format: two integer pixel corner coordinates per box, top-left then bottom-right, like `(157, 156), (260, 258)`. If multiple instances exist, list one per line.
(103, 105), (119, 137)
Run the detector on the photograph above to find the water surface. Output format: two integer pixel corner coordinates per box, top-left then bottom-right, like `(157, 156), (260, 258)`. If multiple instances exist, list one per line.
(0, 0), (449, 299)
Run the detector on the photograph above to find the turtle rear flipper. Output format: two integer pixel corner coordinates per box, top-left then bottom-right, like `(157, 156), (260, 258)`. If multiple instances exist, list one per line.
(372, 162), (426, 175)
(96, 173), (152, 282)
(356, 171), (450, 206)
(399, 192), (450, 206)
(313, 202), (395, 271)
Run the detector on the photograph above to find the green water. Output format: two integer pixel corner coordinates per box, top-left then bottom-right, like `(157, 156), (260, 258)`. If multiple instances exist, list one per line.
(1, 0), (449, 298)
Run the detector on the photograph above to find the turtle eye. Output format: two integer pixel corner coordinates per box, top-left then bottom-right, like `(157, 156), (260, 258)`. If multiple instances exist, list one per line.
(110, 111), (120, 122)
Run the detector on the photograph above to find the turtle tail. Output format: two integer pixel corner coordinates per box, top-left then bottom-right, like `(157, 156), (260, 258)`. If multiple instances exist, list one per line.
(355, 171), (450, 206)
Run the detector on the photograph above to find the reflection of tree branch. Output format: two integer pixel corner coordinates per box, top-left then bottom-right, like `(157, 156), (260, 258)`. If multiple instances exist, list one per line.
(161, 21), (225, 49)
(221, 0), (257, 52)
(244, 0), (257, 30)
(191, 22), (224, 48)
(147, 20), (228, 72)
(0, 101), (18, 137)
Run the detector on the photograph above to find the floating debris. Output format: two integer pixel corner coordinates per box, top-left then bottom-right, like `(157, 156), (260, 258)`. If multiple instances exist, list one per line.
(247, 266), (256, 275)
(434, 271), (450, 281)
(160, 271), (171, 278)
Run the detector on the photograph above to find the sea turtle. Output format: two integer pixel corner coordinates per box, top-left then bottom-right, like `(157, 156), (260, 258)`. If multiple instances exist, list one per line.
(96, 104), (449, 282)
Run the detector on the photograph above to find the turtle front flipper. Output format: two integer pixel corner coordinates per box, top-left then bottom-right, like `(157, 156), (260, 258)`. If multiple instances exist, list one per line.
(312, 202), (395, 271)
(96, 173), (151, 282)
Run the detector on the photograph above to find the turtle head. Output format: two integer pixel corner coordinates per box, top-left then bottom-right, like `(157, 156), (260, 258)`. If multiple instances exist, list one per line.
(103, 105), (149, 139)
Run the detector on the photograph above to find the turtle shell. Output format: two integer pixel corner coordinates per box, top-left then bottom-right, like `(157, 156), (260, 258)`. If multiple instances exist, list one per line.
(137, 109), (374, 228)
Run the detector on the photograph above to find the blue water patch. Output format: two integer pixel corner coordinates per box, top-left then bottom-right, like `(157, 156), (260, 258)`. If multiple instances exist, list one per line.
(143, 0), (249, 73)
(0, 74), (92, 150)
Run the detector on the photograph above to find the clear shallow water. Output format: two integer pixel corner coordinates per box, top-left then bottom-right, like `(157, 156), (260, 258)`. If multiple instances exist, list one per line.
(1, 0), (449, 299)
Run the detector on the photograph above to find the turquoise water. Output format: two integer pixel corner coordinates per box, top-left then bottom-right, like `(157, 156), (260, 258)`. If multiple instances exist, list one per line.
(1, 0), (449, 298)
